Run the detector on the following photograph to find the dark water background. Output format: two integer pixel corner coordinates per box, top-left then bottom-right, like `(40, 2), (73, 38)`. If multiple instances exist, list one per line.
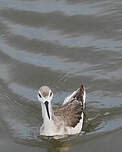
(0, 0), (122, 151)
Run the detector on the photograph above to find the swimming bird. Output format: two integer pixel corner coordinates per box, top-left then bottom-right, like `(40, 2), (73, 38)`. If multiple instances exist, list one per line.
(38, 84), (86, 136)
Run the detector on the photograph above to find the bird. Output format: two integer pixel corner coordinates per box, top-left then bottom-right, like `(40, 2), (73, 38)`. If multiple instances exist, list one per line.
(37, 84), (86, 136)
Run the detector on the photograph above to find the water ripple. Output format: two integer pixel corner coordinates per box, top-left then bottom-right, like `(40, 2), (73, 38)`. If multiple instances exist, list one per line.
(0, 0), (111, 15)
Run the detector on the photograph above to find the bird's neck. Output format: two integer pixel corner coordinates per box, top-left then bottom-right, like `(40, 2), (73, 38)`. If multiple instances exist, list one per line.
(41, 102), (53, 126)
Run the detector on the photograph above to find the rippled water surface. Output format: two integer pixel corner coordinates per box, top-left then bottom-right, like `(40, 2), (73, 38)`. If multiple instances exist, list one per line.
(0, 0), (122, 151)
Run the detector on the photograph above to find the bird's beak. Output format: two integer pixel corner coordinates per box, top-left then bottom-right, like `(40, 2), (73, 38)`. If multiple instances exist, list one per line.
(44, 101), (50, 119)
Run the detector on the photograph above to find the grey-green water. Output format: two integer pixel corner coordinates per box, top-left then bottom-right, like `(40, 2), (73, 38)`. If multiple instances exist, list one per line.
(0, 0), (122, 151)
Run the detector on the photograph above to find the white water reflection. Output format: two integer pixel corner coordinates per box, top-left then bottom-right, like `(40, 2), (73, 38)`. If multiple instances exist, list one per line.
(8, 82), (37, 101)
(0, 40), (91, 75)
(0, 0), (110, 15)
(7, 22), (122, 50)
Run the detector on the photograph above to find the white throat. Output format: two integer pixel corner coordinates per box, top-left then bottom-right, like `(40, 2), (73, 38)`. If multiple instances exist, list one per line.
(41, 101), (53, 125)
(41, 101), (57, 136)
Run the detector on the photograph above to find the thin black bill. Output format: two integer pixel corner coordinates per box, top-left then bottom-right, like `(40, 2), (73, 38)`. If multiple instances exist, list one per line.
(44, 101), (50, 119)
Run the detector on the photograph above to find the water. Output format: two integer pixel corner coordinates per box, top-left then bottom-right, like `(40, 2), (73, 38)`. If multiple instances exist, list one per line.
(0, 0), (122, 151)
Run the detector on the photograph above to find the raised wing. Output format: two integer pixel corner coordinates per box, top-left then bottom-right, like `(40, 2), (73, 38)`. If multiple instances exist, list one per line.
(63, 89), (78, 105)
(54, 99), (83, 127)
(54, 84), (85, 128)
(63, 84), (86, 106)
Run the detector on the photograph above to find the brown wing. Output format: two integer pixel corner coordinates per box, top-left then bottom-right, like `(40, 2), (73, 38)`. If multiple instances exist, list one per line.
(54, 99), (83, 127)
(73, 84), (85, 102)
(54, 84), (84, 128)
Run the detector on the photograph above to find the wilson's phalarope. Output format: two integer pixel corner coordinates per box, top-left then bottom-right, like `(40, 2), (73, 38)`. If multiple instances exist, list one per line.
(38, 84), (86, 136)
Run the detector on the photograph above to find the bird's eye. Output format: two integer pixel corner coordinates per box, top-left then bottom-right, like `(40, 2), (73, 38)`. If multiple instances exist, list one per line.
(50, 92), (52, 97)
(39, 93), (42, 98)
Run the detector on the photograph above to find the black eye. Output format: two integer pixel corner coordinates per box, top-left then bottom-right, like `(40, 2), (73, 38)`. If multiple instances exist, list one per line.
(39, 93), (42, 98)
(50, 92), (52, 97)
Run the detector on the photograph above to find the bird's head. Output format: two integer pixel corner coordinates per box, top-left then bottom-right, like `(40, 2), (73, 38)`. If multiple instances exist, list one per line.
(38, 86), (53, 119)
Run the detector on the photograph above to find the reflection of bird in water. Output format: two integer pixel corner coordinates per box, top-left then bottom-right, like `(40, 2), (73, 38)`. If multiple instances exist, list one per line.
(38, 84), (86, 136)
(51, 143), (71, 152)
